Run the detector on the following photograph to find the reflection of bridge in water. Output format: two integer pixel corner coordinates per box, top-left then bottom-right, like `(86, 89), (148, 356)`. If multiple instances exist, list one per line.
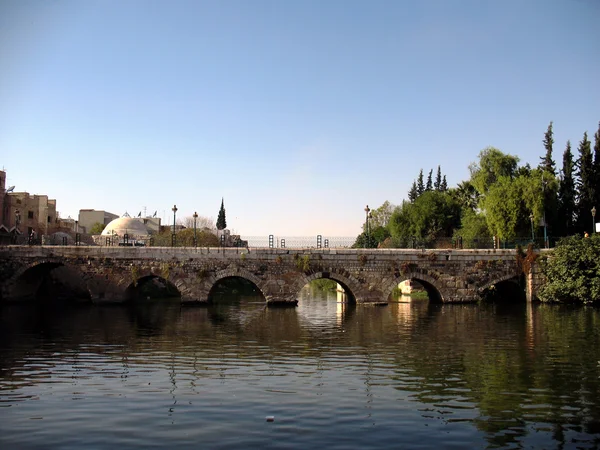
(0, 245), (547, 305)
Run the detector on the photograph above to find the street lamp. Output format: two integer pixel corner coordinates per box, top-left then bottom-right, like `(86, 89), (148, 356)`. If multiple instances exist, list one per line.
(172, 205), (178, 247)
(592, 206), (597, 233)
(529, 213), (535, 243)
(364, 205), (370, 248)
(193, 211), (198, 247)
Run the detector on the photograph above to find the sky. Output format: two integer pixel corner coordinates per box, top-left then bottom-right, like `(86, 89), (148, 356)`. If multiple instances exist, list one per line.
(1, 0), (599, 237)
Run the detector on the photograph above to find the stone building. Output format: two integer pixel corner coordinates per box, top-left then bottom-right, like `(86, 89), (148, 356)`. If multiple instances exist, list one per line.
(94, 215), (153, 246)
(78, 209), (119, 234)
(0, 170), (57, 241)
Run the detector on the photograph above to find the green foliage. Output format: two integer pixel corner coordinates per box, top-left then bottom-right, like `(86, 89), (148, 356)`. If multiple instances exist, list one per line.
(353, 225), (390, 248)
(538, 234), (600, 304)
(294, 254), (310, 272)
(216, 198), (227, 230)
(576, 132), (594, 232)
(453, 209), (491, 248)
(310, 279), (338, 291)
(151, 229), (219, 247)
(388, 191), (461, 246)
(89, 222), (106, 235)
(557, 141), (576, 236)
(539, 121), (556, 176)
(469, 147), (519, 195)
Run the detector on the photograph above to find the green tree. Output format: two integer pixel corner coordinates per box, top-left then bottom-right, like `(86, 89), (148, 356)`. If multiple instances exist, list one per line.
(469, 147), (519, 195)
(388, 191), (461, 246)
(593, 122), (600, 212)
(368, 201), (395, 229)
(425, 169), (433, 191)
(416, 169), (424, 196)
(151, 229), (219, 247)
(539, 121), (556, 176)
(453, 209), (492, 248)
(441, 175), (448, 192)
(216, 198), (227, 230)
(557, 141), (576, 237)
(408, 181), (418, 203)
(538, 234), (600, 304)
(575, 132), (594, 232)
(434, 166), (442, 191)
(449, 181), (479, 211)
(89, 222), (106, 235)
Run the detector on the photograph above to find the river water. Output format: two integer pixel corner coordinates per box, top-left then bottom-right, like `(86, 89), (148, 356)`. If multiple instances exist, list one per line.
(1, 288), (600, 449)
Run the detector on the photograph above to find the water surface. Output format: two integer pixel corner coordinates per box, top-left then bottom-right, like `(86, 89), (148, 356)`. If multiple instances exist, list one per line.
(1, 290), (600, 449)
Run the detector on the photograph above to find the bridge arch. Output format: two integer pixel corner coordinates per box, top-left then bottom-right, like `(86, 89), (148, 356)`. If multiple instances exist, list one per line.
(208, 267), (269, 302)
(383, 270), (447, 303)
(477, 273), (525, 302)
(124, 274), (181, 301)
(2, 260), (92, 303)
(294, 269), (361, 303)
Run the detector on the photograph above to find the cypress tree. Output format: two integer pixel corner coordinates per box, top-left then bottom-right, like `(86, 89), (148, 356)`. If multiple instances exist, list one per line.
(425, 169), (433, 191)
(408, 181), (418, 203)
(441, 175), (448, 192)
(216, 198), (227, 230)
(557, 141), (576, 236)
(593, 122), (600, 210)
(434, 166), (442, 191)
(417, 170), (424, 196)
(575, 132), (594, 233)
(539, 121), (556, 176)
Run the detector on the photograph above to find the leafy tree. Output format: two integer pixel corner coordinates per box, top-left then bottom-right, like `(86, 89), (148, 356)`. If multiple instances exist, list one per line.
(480, 172), (548, 241)
(368, 201), (395, 229)
(434, 166), (442, 191)
(184, 215), (216, 232)
(216, 198), (227, 230)
(538, 234), (600, 304)
(388, 191), (461, 246)
(352, 225), (390, 248)
(575, 132), (594, 232)
(152, 229), (219, 247)
(539, 121), (556, 176)
(449, 181), (479, 211)
(416, 169), (424, 196)
(440, 175), (448, 192)
(469, 147), (519, 195)
(89, 222), (106, 235)
(425, 169), (433, 191)
(453, 209), (492, 248)
(408, 181), (418, 203)
(557, 141), (576, 237)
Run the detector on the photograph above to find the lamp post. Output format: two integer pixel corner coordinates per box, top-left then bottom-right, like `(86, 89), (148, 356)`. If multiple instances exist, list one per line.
(529, 213), (535, 243)
(193, 211), (198, 247)
(364, 205), (370, 248)
(171, 205), (178, 247)
(592, 206), (597, 233)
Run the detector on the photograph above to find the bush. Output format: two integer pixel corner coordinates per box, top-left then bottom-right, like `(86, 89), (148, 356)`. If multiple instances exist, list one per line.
(538, 234), (600, 304)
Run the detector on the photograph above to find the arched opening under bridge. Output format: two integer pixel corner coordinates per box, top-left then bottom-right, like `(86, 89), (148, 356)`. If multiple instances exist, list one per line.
(6, 262), (91, 304)
(208, 276), (265, 305)
(480, 275), (526, 303)
(125, 275), (181, 302)
(385, 272), (443, 304)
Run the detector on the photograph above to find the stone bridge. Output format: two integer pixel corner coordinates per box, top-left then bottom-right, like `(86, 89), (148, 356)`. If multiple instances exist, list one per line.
(0, 246), (545, 305)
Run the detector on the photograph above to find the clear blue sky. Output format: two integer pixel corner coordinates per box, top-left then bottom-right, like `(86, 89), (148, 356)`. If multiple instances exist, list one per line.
(1, 0), (599, 236)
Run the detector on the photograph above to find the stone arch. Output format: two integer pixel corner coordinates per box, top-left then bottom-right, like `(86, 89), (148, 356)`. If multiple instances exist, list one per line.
(124, 274), (181, 301)
(383, 270), (447, 303)
(2, 260), (92, 302)
(292, 269), (362, 303)
(208, 266), (269, 301)
(477, 272), (525, 301)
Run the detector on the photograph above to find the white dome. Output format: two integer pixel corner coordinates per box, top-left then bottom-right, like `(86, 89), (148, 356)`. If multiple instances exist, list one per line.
(101, 217), (149, 237)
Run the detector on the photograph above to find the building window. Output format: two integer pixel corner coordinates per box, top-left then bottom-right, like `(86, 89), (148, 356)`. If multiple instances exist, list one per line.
(28, 211), (34, 219)
(48, 216), (51, 223)
(17, 199), (22, 204)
